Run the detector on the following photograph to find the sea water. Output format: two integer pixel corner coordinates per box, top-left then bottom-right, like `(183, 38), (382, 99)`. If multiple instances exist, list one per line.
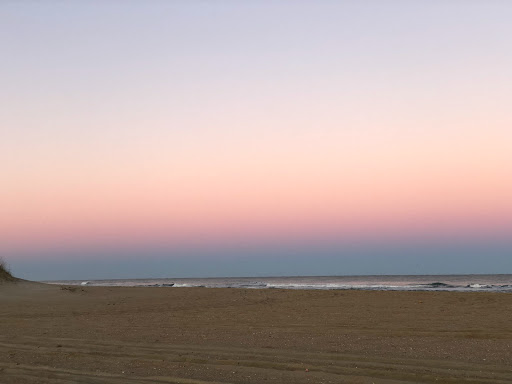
(46, 274), (512, 292)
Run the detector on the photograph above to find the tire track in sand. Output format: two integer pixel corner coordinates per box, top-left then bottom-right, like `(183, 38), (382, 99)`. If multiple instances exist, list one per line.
(1, 336), (511, 384)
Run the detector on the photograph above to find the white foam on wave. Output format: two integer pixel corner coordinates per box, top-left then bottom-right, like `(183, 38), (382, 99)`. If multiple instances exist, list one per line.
(265, 283), (410, 290)
(468, 284), (492, 289)
(172, 283), (204, 288)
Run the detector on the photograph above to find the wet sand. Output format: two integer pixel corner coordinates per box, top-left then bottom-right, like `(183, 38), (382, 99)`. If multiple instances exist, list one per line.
(0, 280), (511, 383)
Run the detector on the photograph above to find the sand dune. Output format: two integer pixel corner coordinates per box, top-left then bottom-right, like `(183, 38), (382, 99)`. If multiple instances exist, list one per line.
(1, 281), (511, 383)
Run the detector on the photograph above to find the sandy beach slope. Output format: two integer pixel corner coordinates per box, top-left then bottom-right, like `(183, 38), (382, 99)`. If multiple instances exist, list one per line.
(1, 281), (511, 383)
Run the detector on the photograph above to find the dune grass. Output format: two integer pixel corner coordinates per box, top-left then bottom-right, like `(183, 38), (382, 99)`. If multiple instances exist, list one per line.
(0, 258), (16, 281)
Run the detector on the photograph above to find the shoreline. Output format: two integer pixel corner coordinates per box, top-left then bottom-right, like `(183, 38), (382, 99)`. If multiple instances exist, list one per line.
(41, 284), (512, 294)
(40, 273), (512, 293)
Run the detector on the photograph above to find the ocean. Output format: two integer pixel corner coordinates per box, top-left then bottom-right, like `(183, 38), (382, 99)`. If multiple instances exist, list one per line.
(45, 274), (512, 292)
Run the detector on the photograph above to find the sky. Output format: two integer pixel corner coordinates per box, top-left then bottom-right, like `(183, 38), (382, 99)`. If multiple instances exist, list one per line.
(1, 1), (511, 280)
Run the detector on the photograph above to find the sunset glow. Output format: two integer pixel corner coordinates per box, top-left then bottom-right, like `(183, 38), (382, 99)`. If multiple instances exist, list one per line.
(2, 2), (511, 278)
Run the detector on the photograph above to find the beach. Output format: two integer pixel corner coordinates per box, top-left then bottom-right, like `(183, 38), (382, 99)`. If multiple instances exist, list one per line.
(1, 281), (511, 383)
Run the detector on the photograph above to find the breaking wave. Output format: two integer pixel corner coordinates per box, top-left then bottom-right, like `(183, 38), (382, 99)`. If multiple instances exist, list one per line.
(45, 275), (512, 292)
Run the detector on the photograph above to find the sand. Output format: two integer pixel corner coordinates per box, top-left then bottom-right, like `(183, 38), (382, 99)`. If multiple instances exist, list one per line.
(0, 280), (511, 383)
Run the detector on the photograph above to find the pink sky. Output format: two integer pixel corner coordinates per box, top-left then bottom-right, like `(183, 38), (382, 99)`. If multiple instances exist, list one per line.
(2, 2), (512, 263)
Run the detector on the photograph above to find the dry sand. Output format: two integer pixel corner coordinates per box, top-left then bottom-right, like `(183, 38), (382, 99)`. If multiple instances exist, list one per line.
(1, 280), (511, 383)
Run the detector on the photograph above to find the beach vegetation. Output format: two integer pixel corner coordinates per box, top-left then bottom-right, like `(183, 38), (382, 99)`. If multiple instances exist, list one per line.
(0, 258), (16, 281)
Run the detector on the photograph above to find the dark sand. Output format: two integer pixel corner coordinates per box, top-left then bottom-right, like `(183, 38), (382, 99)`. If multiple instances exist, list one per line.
(1, 280), (511, 383)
